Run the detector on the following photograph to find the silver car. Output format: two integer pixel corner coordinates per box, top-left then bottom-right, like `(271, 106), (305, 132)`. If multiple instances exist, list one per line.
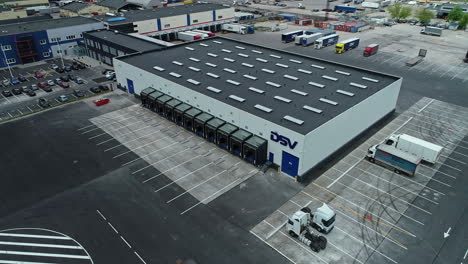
(2, 79), (10, 86)
(47, 80), (55, 86)
(58, 95), (69, 102)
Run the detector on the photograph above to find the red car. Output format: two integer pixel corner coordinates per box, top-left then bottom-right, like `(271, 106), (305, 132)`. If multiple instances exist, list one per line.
(93, 98), (110, 106)
(59, 82), (70, 88)
(35, 71), (45, 78)
(38, 81), (48, 88)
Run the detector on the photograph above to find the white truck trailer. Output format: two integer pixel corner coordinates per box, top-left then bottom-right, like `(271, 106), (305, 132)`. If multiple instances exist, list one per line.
(222, 23), (248, 34)
(302, 33), (323, 46)
(362, 1), (380, 8)
(178, 32), (202, 41)
(383, 134), (443, 164)
(314, 34), (339, 49)
(191, 29), (216, 37)
(294, 34), (307, 45)
(185, 31), (208, 39)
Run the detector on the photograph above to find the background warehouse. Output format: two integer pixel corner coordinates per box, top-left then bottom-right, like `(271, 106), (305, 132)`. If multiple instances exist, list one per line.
(113, 37), (402, 179)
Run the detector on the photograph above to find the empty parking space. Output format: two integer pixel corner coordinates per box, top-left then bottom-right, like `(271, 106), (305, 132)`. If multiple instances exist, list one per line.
(250, 97), (468, 264)
(79, 104), (259, 214)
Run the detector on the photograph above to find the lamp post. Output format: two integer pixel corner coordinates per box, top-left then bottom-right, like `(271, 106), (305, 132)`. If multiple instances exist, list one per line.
(55, 38), (65, 68)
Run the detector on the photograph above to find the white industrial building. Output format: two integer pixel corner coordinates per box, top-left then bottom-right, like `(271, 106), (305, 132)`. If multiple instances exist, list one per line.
(113, 37), (402, 179)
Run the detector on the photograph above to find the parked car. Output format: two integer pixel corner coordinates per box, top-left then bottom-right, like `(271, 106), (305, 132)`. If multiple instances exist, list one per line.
(35, 71), (44, 78)
(408, 19), (418, 25)
(99, 85), (109, 91)
(43, 86), (52, 92)
(73, 89), (84, 97)
(60, 76), (70, 82)
(30, 84), (39, 91)
(397, 19), (407, 23)
(47, 80), (55, 86)
(26, 90), (36, 97)
(67, 74), (76, 81)
(90, 86), (101, 93)
(71, 64), (79, 70)
(74, 78), (84, 84)
(64, 65), (72, 72)
(102, 69), (113, 75)
(51, 64), (59, 70)
(55, 78), (62, 85)
(18, 76), (27, 82)
(58, 95), (69, 102)
(59, 82), (70, 88)
(1, 90), (12, 97)
(2, 79), (11, 86)
(105, 71), (115, 80)
(21, 86), (29, 93)
(379, 9), (386, 12)
(56, 67), (64, 73)
(38, 82), (48, 88)
(12, 88), (22, 95)
(38, 98), (50, 108)
(11, 78), (20, 85)
(277, 3), (286, 6)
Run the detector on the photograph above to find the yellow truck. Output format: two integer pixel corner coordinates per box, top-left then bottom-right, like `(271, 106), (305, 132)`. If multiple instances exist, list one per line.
(335, 38), (360, 54)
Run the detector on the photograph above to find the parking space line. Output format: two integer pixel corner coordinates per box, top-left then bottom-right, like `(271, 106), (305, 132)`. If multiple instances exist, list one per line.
(420, 164), (457, 179)
(249, 231), (297, 264)
(80, 110), (146, 134)
(113, 134), (183, 159)
(97, 124), (157, 146)
(103, 123), (166, 151)
(440, 65), (457, 78)
(0, 241), (82, 249)
(0, 233), (70, 240)
(26, 106), (33, 112)
(7, 112), (12, 118)
(451, 67), (468, 80)
(439, 162), (462, 172)
(88, 118), (153, 140)
(401, 112), (465, 131)
(389, 55), (408, 66)
(426, 104), (468, 121)
(1, 94), (11, 103)
(412, 171), (451, 187)
(326, 158), (361, 188)
(120, 138), (187, 167)
(440, 154), (467, 165)
(417, 62), (434, 72)
(0, 250), (90, 259)
(17, 109), (23, 115)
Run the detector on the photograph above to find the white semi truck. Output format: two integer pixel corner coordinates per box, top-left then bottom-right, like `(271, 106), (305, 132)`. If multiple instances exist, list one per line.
(383, 134), (443, 164)
(222, 23), (248, 34)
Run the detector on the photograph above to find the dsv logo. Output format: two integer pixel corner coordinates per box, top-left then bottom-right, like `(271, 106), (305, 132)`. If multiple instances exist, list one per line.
(270, 132), (298, 150)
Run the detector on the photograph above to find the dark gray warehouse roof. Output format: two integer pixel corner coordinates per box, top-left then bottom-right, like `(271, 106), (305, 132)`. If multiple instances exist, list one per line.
(61, 2), (91, 12)
(95, 3), (231, 25)
(117, 37), (400, 135)
(84, 30), (164, 52)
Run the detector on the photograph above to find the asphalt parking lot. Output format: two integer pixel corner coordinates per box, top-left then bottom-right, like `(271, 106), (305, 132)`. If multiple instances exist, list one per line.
(251, 97), (468, 264)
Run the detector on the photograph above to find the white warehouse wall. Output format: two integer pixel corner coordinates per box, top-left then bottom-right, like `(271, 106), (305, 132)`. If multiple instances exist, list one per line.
(159, 15), (188, 31)
(190, 10), (213, 25)
(114, 58), (306, 167)
(215, 7), (235, 20)
(299, 78), (402, 175)
(134, 19), (158, 34)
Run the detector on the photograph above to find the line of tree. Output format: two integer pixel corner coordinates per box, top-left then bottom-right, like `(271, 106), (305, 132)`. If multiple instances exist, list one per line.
(448, 6), (468, 28)
(388, 3), (467, 28)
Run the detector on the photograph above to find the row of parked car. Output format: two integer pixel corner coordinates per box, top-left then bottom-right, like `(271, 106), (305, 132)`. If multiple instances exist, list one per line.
(1, 74), (84, 98)
(37, 85), (110, 108)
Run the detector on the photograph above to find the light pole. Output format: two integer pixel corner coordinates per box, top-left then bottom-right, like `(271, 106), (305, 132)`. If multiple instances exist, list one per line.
(0, 42), (14, 79)
(55, 38), (65, 68)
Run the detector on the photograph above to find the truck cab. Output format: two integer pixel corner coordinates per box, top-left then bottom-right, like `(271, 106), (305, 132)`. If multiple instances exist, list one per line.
(335, 43), (345, 53)
(363, 43), (379, 57)
(286, 204), (336, 235)
(311, 204), (336, 233)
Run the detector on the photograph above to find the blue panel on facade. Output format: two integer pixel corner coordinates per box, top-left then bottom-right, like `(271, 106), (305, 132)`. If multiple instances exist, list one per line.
(281, 151), (299, 177)
(269, 152), (274, 162)
(187, 14), (191, 26)
(157, 18), (162, 31)
(212, 10), (216, 21)
(0, 30), (51, 68)
(127, 79), (135, 94)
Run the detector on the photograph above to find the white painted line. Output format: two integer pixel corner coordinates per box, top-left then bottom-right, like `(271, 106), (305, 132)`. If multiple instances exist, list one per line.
(0, 233), (70, 240)
(249, 231), (297, 264)
(0, 241), (82, 249)
(166, 169), (228, 203)
(440, 163), (462, 172)
(88, 118), (150, 139)
(440, 65), (457, 78)
(134, 251), (147, 264)
(0, 250), (90, 259)
(103, 123), (167, 151)
(464, 248), (468, 259)
(121, 236), (132, 248)
(392, 117), (413, 134)
(7, 112), (12, 118)
(417, 171), (451, 187)
(26, 105), (33, 112)
(97, 123), (158, 146)
(96, 209), (106, 220)
(120, 140), (185, 167)
(114, 136), (181, 159)
(451, 67), (467, 80)
(0, 260), (57, 264)
(327, 158), (361, 188)
(440, 154), (467, 165)
(17, 109), (23, 115)
(420, 165), (457, 179)
(78, 123), (97, 131)
(418, 99), (434, 113)
(81, 113), (145, 134)
(108, 223), (118, 234)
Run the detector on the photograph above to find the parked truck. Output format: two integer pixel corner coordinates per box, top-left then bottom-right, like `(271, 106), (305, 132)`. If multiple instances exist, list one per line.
(363, 43), (379, 56)
(362, 1), (380, 8)
(420, 26), (442, 37)
(383, 134), (443, 164)
(295, 34), (307, 45)
(191, 29), (216, 37)
(239, 24), (255, 33)
(222, 23), (248, 34)
(315, 34), (339, 49)
(305, 28), (336, 36)
(185, 31), (208, 39)
(335, 37), (360, 53)
(354, 0), (364, 3)
(302, 33), (322, 46)
(367, 144), (421, 176)
(178, 32), (202, 41)
(286, 204), (335, 252)
(334, 5), (357, 12)
(281, 30), (304, 43)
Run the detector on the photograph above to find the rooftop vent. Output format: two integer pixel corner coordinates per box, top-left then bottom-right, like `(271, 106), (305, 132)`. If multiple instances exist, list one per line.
(335, 70), (350, 76)
(291, 89), (307, 96)
(242, 63), (254, 68)
(322, 75), (338, 81)
(205, 62), (217, 68)
(252, 50), (263, 54)
(226, 79), (241, 86)
(270, 54), (281, 59)
(189, 57), (200, 62)
(274, 96), (292, 103)
(235, 46), (246, 50)
(284, 74), (298, 81)
(255, 104), (272, 113)
(308, 81), (325, 88)
(284, 115), (304, 125)
(249, 87), (264, 94)
(256, 58), (268, 63)
(188, 66), (200, 72)
(229, 95), (245, 102)
(243, 74), (257, 80)
(303, 105), (323, 114)
(169, 72), (181, 78)
(261, 68), (275, 74)
(213, 40), (222, 44)
(199, 43), (209, 47)
(185, 47), (195, 51)
(311, 64), (325, 70)
(238, 53), (249, 58)
(336, 89), (354, 97)
(350, 82), (367, 89)
(276, 63), (289, 68)
(362, 77), (379, 83)
(172, 61), (183, 66)
(153, 66), (165, 71)
(319, 98), (338, 105)
(224, 58), (235, 62)
(206, 72), (219, 79)
(223, 68), (236, 74)
(289, 59), (302, 64)
(298, 69), (312, 74)
(187, 79), (200, 85)
(207, 86), (221, 93)
(221, 49), (232, 53)
(266, 81), (281, 88)
(207, 53), (218, 57)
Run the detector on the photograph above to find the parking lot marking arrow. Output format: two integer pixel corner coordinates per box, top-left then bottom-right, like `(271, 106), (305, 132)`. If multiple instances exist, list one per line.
(443, 227), (451, 238)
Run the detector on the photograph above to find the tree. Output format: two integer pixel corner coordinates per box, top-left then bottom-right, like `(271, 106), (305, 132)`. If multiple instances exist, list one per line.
(400, 6), (413, 19)
(414, 8), (435, 23)
(448, 6), (464, 21)
(388, 3), (403, 19)
(459, 13), (468, 29)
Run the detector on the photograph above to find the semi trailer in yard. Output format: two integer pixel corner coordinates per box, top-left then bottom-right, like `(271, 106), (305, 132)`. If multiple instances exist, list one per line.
(367, 144), (421, 176)
(191, 30), (215, 37)
(335, 38), (360, 53)
(178, 32), (201, 41)
(281, 30), (304, 43)
(295, 34), (307, 45)
(222, 23), (249, 34)
(334, 5), (357, 12)
(421, 26), (442, 37)
(383, 134), (443, 164)
(302, 32), (323, 46)
(315, 34), (339, 49)
(363, 43), (379, 56)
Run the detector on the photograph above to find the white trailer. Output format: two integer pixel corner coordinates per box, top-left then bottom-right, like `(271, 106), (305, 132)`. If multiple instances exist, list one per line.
(178, 32), (202, 41)
(384, 134), (443, 164)
(302, 33), (322, 46)
(191, 29), (216, 37)
(222, 23), (248, 34)
(314, 34), (339, 49)
(362, 1), (380, 8)
(295, 34), (307, 45)
(185, 31), (208, 39)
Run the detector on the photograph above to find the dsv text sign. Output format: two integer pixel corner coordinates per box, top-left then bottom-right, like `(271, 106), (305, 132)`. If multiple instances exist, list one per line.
(270, 132), (298, 150)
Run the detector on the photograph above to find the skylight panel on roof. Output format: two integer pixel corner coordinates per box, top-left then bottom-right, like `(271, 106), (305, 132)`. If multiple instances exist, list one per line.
(221, 49), (232, 53)
(303, 105), (323, 114)
(205, 62), (217, 68)
(213, 40), (222, 44)
(238, 53), (249, 58)
(235, 46), (246, 50)
(189, 66), (200, 72)
(207, 53), (218, 57)
(207, 86), (221, 93)
(172, 61), (183, 66)
(226, 80), (240, 86)
(291, 89), (307, 96)
(189, 57), (200, 62)
(229, 95), (245, 102)
(335, 70), (350, 76)
(322, 75), (338, 81)
(252, 50), (263, 54)
(274, 96), (292, 103)
(254, 104), (272, 113)
(262, 68), (275, 74)
(256, 58), (268, 63)
(199, 43), (209, 47)
(298, 69), (312, 74)
(319, 98), (338, 105)
(224, 58), (235, 62)
(223, 68), (236, 74)
(187, 79), (200, 85)
(284, 75), (298, 81)
(336, 89), (354, 96)
(311, 64), (325, 69)
(350, 82), (367, 89)
(242, 63), (254, 68)
(289, 59), (302, 64)
(362, 77), (379, 83)
(270, 54), (281, 59)
(266, 81), (281, 88)
(243, 74), (257, 80)
(276, 63), (289, 68)
(308, 82), (325, 88)
(169, 72), (181, 78)
(206, 72), (219, 79)
(249, 87), (264, 94)
(153, 66), (165, 71)
(284, 115), (304, 125)
(185, 47), (195, 51)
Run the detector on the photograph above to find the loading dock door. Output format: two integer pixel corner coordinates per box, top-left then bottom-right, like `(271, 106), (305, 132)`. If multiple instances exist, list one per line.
(281, 151), (299, 177)
(127, 79), (134, 94)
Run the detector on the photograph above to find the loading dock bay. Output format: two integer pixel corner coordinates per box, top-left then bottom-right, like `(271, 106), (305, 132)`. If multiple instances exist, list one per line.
(251, 97), (468, 264)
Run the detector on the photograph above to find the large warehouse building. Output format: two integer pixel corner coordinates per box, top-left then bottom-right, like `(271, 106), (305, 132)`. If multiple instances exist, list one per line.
(113, 37), (402, 178)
